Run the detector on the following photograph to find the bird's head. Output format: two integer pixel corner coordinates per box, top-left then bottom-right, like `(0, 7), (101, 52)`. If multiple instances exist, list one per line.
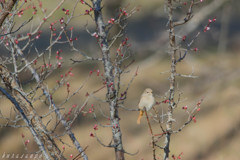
(144, 88), (153, 95)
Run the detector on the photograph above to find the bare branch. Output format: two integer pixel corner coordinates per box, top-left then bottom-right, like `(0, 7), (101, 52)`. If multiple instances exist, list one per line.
(0, 87), (51, 160)
(0, 0), (17, 27)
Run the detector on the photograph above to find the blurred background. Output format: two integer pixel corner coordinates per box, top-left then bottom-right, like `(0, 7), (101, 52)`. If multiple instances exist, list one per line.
(1, 0), (240, 159)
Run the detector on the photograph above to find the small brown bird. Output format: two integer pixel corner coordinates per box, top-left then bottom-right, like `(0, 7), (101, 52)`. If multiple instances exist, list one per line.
(137, 88), (155, 124)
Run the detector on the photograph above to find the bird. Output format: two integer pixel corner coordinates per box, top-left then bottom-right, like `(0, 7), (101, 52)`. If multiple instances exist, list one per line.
(137, 88), (155, 124)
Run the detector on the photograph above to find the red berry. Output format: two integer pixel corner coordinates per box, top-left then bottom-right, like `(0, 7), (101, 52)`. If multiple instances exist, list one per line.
(89, 132), (94, 137)
(182, 35), (186, 41)
(182, 105), (188, 110)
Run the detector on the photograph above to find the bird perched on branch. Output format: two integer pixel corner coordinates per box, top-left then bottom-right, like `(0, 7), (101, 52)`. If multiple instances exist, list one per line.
(137, 88), (155, 124)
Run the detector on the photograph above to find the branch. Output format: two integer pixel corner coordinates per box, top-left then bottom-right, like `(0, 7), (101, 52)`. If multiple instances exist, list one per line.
(72, 146), (88, 160)
(144, 108), (156, 160)
(178, 0), (228, 34)
(0, 0), (17, 27)
(94, 132), (116, 148)
(11, 47), (88, 159)
(173, 0), (195, 27)
(0, 87), (51, 160)
(18, 0), (67, 41)
(0, 16), (33, 37)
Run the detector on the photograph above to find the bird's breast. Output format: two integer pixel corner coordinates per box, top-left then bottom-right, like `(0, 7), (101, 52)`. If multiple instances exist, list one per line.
(139, 96), (155, 111)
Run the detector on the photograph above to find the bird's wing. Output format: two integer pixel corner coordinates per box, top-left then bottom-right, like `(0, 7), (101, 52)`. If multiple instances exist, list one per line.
(138, 96), (148, 110)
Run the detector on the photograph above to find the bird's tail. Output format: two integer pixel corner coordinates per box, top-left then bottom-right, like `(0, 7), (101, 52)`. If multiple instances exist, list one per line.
(137, 110), (144, 124)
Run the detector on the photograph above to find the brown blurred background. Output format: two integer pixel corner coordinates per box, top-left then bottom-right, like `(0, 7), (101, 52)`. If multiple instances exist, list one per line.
(1, 0), (240, 159)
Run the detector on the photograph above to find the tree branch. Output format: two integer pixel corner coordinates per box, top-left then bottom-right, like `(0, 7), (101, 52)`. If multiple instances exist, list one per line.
(0, 0), (17, 27)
